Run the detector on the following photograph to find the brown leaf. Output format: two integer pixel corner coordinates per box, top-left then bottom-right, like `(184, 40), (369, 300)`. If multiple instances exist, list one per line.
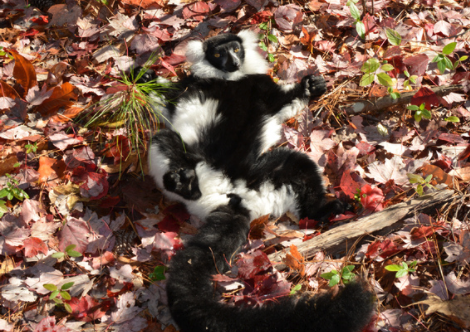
(10, 50), (37, 97)
(38, 156), (66, 184)
(0, 154), (19, 177)
(51, 106), (84, 123)
(249, 214), (270, 239)
(0, 256), (15, 277)
(422, 164), (456, 189)
(283, 244), (305, 277)
(0, 81), (20, 99)
(451, 167), (470, 182)
(419, 294), (470, 328)
(36, 82), (78, 116)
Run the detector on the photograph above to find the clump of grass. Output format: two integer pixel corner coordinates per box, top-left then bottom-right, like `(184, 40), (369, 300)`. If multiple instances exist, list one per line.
(83, 55), (170, 169)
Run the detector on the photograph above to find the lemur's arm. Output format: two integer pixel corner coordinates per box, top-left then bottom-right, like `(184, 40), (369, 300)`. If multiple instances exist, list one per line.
(261, 75), (327, 122)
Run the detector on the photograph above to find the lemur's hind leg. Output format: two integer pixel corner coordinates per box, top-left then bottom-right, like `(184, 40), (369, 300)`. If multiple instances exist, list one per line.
(248, 148), (347, 222)
(149, 129), (202, 200)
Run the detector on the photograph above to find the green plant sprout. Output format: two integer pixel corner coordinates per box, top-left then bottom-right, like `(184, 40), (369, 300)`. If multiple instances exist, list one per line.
(359, 58), (396, 97)
(347, 0), (365, 39)
(44, 282), (75, 313)
(0, 174), (30, 201)
(403, 70), (418, 90)
(321, 265), (356, 287)
(51, 244), (82, 260)
(259, 21), (278, 63)
(149, 265), (167, 281)
(432, 42), (467, 74)
(290, 284), (302, 295)
(407, 103), (431, 122)
(385, 28), (401, 46)
(385, 261), (417, 278)
(25, 142), (38, 154)
(408, 173), (435, 196)
(0, 200), (7, 218)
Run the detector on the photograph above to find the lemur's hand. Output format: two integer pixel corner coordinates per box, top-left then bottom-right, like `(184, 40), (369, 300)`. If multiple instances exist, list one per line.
(301, 75), (327, 99)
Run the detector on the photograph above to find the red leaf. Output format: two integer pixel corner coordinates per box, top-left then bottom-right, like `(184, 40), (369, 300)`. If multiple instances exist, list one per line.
(410, 225), (442, 240)
(30, 15), (49, 25)
(24, 237), (48, 257)
(0, 81), (21, 99)
(10, 50), (37, 97)
(68, 295), (107, 322)
(237, 250), (271, 279)
(410, 87), (440, 110)
(249, 214), (270, 239)
(403, 54), (429, 76)
(340, 170), (367, 199)
(360, 184), (384, 214)
(299, 217), (319, 229)
(38, 156), (66, 184)
(283, 244), (305, 277)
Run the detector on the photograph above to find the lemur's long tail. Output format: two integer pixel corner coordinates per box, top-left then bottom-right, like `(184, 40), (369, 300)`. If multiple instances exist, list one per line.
(167, 197), (374, 332)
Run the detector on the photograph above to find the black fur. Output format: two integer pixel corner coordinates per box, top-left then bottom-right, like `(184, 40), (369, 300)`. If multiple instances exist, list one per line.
(167, 196), (374, 332)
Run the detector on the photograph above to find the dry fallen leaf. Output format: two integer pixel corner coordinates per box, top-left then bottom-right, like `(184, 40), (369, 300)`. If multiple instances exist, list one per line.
(10, 50), (37, 97)
(418, 294), (470, 329)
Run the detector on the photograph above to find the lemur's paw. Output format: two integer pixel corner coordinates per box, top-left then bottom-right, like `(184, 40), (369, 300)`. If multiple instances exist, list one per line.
(302, 75), (327, 98)
(163, 168), (202, 200)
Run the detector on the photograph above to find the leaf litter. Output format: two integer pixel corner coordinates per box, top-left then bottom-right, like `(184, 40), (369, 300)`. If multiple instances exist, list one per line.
(1, 0), (470, 330)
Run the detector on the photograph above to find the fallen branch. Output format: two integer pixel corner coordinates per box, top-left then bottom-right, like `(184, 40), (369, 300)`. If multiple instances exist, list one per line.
(268, 189), (455, 266)
(340, 85), (464, 114)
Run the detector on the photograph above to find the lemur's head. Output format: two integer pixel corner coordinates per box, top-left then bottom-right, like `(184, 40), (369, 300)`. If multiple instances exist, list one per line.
(185, 30), (269, 80)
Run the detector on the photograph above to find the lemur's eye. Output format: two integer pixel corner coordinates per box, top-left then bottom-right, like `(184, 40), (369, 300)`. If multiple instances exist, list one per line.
(214, 53), (220, 58)
(234, 48), (239, 53)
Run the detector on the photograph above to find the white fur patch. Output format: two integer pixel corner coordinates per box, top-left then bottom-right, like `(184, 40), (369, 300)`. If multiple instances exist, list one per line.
(277, 98), (308, 123)
(148, 144), (170, 189)
(280, 83), (296, 92)
(259, 116), (282, 154)
(171, 98), (220, 145)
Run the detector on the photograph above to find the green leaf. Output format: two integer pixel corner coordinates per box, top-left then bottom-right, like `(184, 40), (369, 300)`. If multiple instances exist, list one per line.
(349, 2), (361, 21)
(267, 34), (278, 43)
(0, 188), (9, 198)
(321, 271), (337, 280)
(359, 73), (375, 86)
(343, 265), (355, 272)
(407, 105), (419, 111)
(64, 303), (73, 314)
(409, 75), (418, 84)
(150, 266), (167, 281)
(421, 109), (432, 119)
(424, 174), (433, 183)
(402, 262), (408, 269)
(460, 55), (468, 62)
(385, 264), (402, 272)
(417, 184), (424, 196)
(404, 70), (410, 77)
(356, 21), (365, 39)
(442, 42), (456, 55)
(443, 56), (453, 70)
(61, 282), (75, 290)
(268, 53), (275, 63)
(432, 54), (444, 63)
(407, 173), (423, 184)
(259, 22), (268, 30)
(390, 92), (400, 100)
(409, 261), (418, 267)
(329, 274), (341, 287)
(259, 42), (268, 52)
(395, 269), (408, 278)
(60, 291), (71, 300)
(43, 284), (58, 292)
(377, 73), (393, 87)
(50, 290), (60, 300)
(290, 284), (302, 295)
(445, 116), (460, 122)
(65, 244), (76, 252)
(67, 250), (82, 257)
(52, 252), (65, 259)
(381, 64), (394, 72)
(13, 162), (21, 168)
(385, 28), (402, 46)
(437, 60), (447, 74)
(414, 113), (422, 122)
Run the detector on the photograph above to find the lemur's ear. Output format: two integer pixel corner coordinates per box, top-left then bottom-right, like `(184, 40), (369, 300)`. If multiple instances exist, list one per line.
(237, 30), (259, 49)
(185, 40), (205, 64)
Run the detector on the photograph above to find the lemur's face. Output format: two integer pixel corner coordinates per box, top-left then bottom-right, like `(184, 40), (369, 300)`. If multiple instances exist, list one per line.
(205, 40), (245, 73)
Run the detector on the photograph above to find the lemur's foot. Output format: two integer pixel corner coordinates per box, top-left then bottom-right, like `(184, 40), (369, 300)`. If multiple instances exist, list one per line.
(163, 168), (202, 200)
(302, 75), (327, 98)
